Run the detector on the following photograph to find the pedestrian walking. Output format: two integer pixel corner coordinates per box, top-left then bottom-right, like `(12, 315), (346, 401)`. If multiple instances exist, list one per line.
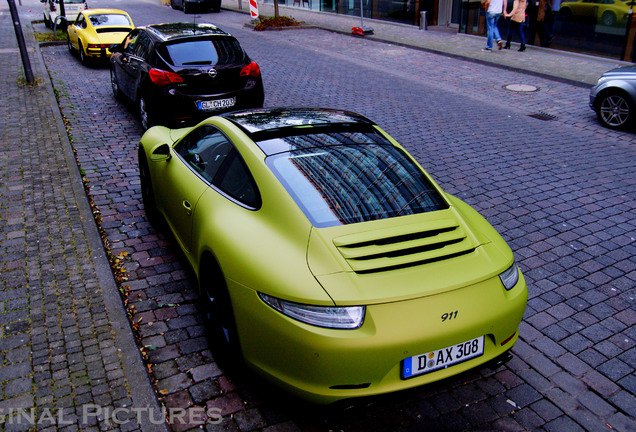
(482, 0), (508, 51)
(504, 0), (527, 51)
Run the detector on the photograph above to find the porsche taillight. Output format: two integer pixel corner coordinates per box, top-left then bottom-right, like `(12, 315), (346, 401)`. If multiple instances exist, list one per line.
(148, 68), (184, 86)
(240, 61), (261, 78)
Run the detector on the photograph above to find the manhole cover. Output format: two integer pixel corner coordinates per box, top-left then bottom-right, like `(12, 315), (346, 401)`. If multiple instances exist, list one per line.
(504, 84), (539, 92)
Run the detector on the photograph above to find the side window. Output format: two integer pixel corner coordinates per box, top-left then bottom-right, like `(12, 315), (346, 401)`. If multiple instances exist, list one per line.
(215, 152), (260, 208)
(177, 126), (233, 183)
(133, 33), (151, 60)
(122, 31), (139, 55)
(176, 125), (260, 208)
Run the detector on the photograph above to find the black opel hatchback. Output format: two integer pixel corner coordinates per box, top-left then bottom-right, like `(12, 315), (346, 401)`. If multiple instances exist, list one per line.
(110, 23), (264, 129)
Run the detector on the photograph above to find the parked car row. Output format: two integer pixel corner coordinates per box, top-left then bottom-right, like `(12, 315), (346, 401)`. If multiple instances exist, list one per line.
(56, 9), (529, 403)
(49, 0), (632, 407)
(61, 4), (263, 129)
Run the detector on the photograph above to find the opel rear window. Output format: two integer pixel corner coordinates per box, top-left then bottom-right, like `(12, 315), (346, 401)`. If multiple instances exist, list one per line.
(265, 133), (448, 227)
(161, 38), (245, 66)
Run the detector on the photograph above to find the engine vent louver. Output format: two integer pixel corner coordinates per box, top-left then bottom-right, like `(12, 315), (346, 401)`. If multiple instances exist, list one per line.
(333, 219), (476, 274)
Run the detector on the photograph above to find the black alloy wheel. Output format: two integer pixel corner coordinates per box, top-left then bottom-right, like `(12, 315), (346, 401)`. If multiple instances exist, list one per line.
(110, 68), (121, 100)
(200, 260), (242, 369)
(138, 152), (161, 225)
(138, 96), (155, 130)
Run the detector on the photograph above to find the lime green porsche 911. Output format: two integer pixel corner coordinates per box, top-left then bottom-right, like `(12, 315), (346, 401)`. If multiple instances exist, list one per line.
(138, 108), (527, 404)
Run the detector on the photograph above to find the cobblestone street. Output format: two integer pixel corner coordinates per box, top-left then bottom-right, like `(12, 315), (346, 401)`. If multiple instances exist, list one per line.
(1, 0), (635, 430)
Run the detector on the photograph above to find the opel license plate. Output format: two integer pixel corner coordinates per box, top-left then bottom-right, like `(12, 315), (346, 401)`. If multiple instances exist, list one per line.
(402, 336), (484, 379)
(197, 97), (236, 111)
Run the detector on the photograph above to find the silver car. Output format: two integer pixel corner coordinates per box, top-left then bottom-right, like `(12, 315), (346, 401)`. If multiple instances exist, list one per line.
(590, 66), (636, 130)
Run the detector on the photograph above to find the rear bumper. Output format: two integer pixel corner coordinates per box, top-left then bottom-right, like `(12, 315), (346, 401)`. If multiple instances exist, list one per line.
(145, 79), (264, 126)
(85, 47), (112, 59)
(231, 271), (528, 404)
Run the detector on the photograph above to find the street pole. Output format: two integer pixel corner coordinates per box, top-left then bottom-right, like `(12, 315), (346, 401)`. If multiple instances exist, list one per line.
(59, 0), (66, 20)
(621, 0), (636, 61)
(357, 0), (373, 34)
(7, 0), (34, 84)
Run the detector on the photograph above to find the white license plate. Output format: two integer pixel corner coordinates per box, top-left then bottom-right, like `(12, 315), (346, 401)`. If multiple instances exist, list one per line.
(402, 336), (485, 379)
(197, 97), (236, 111)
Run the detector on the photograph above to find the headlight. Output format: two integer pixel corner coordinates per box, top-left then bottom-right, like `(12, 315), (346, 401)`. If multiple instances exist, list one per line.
(499, 262), (520, 290)
(259, 293), (365, 329)
(596, 76), (609, 85)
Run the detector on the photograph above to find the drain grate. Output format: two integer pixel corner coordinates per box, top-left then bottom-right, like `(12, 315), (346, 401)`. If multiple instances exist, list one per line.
(528, 111), (558, 121)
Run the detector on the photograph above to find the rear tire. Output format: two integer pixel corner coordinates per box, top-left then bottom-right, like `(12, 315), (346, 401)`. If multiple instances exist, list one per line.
(67, 35), (75, 54)
(596, 90), (633, 130)
(139, 96), (155, 130)
(200, 257), (243, 369)
(79, 41), (89, 66)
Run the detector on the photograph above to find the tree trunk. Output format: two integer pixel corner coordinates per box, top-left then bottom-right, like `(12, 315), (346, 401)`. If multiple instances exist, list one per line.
(274, 0), (280, 17)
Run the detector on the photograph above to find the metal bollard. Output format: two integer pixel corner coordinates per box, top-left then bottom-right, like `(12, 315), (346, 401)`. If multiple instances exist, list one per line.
(420, 11), (427, 30)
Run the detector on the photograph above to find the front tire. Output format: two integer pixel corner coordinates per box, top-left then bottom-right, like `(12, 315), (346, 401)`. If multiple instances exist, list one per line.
(596, 91), (633, 130)
(110, 68), (121, 100)
(138, 152), (161, 225)
(601, 11), (616, 26)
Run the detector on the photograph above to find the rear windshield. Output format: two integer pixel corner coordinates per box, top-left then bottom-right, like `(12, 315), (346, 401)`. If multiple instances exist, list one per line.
(89, 14), (132, 27)
(266, 133), (448, 227)
(160, 38), (246, 66)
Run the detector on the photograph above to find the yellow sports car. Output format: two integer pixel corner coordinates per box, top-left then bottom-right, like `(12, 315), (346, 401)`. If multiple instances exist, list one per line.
(138, 108), (528, 404)
(560, 0), (631, 27)
(67, 9), (134, 64)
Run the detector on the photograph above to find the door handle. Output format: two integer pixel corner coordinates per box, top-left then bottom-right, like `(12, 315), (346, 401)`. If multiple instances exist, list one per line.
(183, 200), (192, 215)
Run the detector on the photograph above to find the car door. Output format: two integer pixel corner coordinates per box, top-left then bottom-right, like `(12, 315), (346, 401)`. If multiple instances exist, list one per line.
(155, 125), (234, 251)
(67, 13), (84, 50)
(114, 30), (149, 100)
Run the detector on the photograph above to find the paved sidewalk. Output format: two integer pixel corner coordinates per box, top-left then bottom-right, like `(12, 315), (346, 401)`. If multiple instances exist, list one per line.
(223, 0), (632, 86)
(0, 3), (166, 432)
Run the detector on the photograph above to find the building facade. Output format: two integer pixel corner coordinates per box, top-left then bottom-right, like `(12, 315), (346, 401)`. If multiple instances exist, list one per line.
(269, 0), (636, 62)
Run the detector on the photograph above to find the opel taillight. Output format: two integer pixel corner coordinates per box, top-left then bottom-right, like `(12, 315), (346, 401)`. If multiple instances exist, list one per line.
(148, 68), (184, 86)
(240, 61), (261, 78)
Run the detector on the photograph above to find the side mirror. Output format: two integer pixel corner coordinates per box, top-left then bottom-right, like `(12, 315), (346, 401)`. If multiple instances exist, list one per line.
(110, 44), (122, 53)
(150, 143), (171, 162)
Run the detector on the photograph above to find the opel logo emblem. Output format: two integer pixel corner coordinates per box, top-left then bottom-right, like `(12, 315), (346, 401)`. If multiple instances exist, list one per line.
(207, 68), (217, 78)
